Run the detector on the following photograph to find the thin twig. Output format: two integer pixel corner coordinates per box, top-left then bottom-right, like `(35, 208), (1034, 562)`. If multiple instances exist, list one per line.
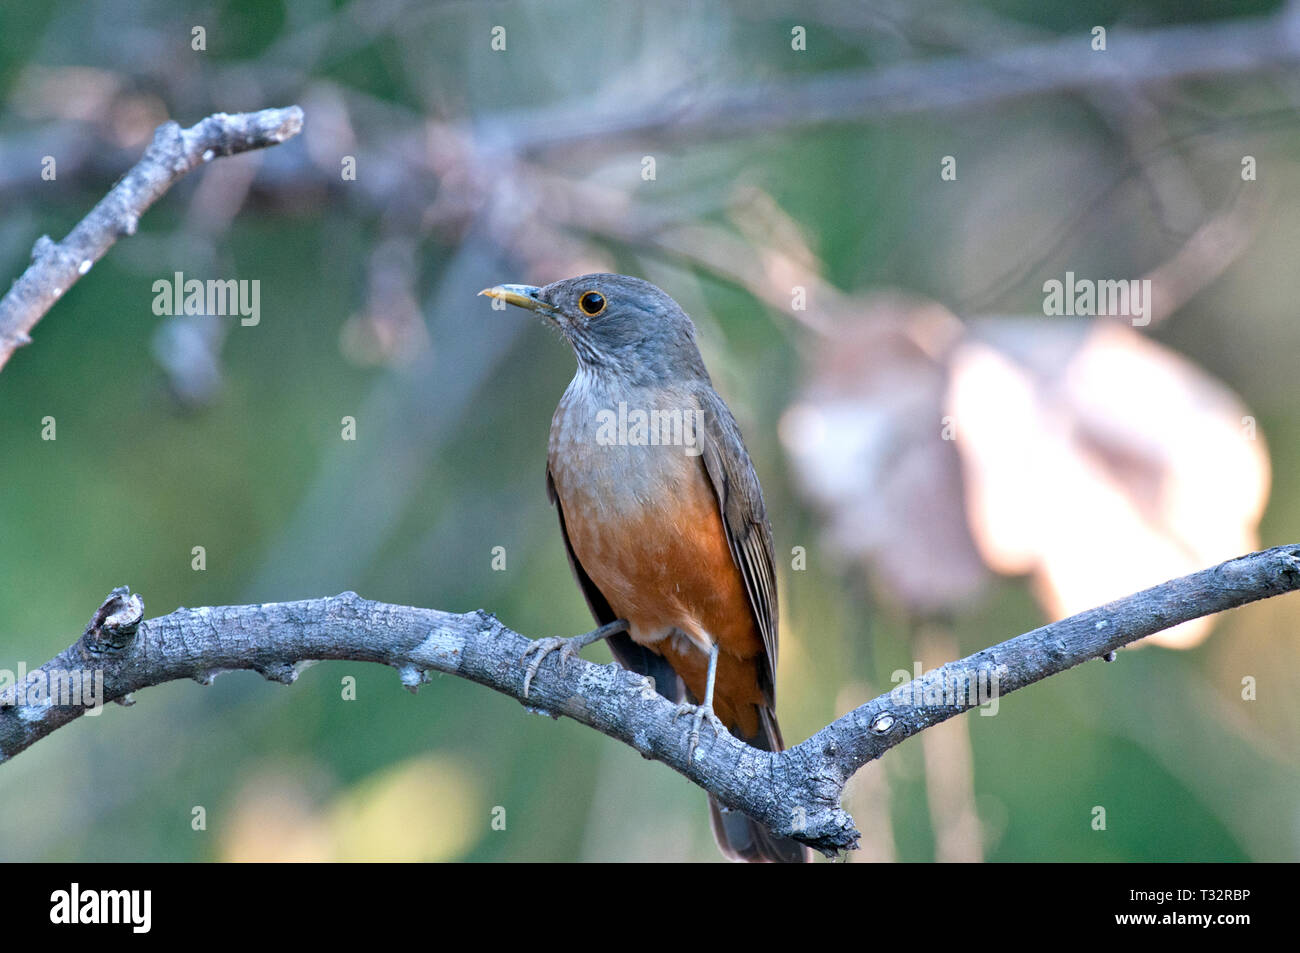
(0, 106), (304, 372)
(482, 5), (1300, 155)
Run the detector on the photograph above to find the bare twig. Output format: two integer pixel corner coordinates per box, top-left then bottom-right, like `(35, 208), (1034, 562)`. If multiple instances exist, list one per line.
(3, 545), (1297, 855)
(483, 5), (1300, 155)
(0, 106), (304, 372)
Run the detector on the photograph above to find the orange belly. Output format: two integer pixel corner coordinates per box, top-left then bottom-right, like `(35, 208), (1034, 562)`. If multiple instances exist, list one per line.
(553, 454), (767, 737)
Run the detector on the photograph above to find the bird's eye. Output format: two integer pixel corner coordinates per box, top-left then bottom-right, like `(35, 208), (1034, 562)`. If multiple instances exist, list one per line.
(578, 291), (606, 316)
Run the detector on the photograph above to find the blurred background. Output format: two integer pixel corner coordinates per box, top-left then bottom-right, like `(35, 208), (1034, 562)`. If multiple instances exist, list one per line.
(1, 0), (1298, 862)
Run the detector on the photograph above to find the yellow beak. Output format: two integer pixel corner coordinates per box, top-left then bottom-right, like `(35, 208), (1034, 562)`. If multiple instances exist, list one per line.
(478, 284), (558, 314)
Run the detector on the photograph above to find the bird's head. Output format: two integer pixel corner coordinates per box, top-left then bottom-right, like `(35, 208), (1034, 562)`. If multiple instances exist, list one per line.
(480, 273), (709, 385)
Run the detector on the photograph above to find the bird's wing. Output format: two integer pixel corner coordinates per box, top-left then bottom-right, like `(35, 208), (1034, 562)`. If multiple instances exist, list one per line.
(697, 386), (780, 704)
(546, 467), (683, 702)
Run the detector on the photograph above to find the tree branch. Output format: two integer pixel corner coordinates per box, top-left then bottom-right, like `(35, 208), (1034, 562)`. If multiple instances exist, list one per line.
(0, 106), (304, 372)
(485, 4), (1300, 155)
(3, 545), (1297, 855)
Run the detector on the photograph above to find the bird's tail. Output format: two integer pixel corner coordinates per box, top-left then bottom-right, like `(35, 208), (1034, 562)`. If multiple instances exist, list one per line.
(708, 706), (811, 863)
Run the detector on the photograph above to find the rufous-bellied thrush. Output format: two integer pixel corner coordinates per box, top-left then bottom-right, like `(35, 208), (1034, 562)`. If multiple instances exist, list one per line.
(482, 274), (807, 863)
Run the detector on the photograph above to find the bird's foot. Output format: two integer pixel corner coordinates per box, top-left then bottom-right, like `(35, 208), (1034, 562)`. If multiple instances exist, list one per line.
(673, 701), (726, 754)
(521, 638), (575, 698)
(520, 619), (627, 698)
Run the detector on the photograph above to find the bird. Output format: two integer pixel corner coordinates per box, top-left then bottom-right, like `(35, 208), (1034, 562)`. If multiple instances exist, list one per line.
(481, 273), (808, 863)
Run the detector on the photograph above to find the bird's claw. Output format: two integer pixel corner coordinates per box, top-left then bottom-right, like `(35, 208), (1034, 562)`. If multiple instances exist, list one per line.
(521, 637), (579, 698)
(673, 701), (725, 753)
